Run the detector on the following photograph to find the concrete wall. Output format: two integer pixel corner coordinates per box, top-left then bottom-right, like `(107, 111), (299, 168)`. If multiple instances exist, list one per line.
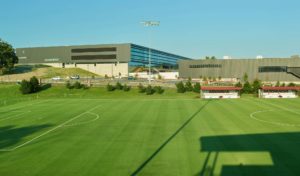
(179, 58), (300, 82)
(76, 63), (128, 77)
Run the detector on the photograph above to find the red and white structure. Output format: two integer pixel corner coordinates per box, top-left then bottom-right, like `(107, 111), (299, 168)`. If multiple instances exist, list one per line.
(200, 86), (242, 99)
(259, 86), (300, 98)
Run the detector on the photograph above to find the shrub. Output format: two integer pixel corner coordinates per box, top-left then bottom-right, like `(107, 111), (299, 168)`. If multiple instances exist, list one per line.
(19, 80), (32, 94)
(193, 82), (201, 93)
(123, 84), (131, 92)
(115, 82), (123, 90)
(66, 81), (74, 89)
(154, 86), (164, 94)
(19, 76), (42, 94)
(235, 82), (242, 87)
(275, 81), (280, 87)
(157, 74), (162, 80)
(73, 81), (83, 89)
(185, 79), (193, 91)
(288, 82), (296, 87)
(146, 85), (155, 95)
(138, 83), (146, 93)
(30, 76), (40, 92)
(176, 81), (186, 93)
(106, 84), (115, 91)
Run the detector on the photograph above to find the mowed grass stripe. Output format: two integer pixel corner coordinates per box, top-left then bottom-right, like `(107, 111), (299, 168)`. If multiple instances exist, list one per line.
(132, 100), (210, 176)
(0, 99), (108, 175)
(1, 95), (300, 176)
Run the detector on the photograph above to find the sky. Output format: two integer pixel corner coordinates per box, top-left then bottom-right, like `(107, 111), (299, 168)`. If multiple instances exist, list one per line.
(1, 0), (300, 59)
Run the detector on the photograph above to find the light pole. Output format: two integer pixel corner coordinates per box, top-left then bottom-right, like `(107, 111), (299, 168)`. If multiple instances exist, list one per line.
(141, 21), (160, 84)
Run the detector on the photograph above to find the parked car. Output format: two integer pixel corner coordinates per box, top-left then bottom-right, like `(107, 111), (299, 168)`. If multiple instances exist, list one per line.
(128, 76), (135, 80)
(52, 76), (62, 81)
(70, 75), (80, 79)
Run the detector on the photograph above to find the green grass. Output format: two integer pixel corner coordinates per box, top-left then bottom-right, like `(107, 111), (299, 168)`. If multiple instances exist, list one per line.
(0, 84), (300, 176)
(41, 67), (98, 78)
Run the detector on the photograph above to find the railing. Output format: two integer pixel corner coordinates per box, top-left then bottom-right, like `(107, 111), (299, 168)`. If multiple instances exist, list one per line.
(287, 67), (300, 79)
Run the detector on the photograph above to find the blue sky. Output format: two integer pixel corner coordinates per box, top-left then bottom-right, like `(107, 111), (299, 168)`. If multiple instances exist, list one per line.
(1, 0), (300, 59)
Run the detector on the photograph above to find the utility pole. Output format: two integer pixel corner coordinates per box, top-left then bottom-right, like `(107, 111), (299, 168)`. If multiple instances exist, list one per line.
(141, 21), (160, 84)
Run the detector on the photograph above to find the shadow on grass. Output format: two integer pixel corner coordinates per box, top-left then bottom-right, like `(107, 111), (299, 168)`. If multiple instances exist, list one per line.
(131, 100), (211, 176)
(0, 124), (53, 150)
(12, 65), (49, 74)
(40, 83), (52, 91)
(199, 132), (300, 176)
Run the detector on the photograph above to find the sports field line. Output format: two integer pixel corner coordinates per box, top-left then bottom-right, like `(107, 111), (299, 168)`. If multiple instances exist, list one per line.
(250, 110), (300, 127)
(63, 111), (100, 127)
(130, 100), (211, 176)
(0, 99), (50, 112)
(247, 98), (300, 116)
(0, 104), (102, 152)
(0, 110), (31, 122)
(242, 98), (300, 127)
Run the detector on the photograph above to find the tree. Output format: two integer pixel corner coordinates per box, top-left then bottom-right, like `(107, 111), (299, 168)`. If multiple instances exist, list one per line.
(242, 81), (252, 94)
(0, 39), (18, 74)
(243, 73), (248, 83)
(185, 77), (193, 91)
(176, 81), (186, 93)
(193, 82), (201, 93)
(275, 81), (280, 87)
(205, 56), (210, 60)
(211, 56), (216, 60)
(252, 79), (261, 94)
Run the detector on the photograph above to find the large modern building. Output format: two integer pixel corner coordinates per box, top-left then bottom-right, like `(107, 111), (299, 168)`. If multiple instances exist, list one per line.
(179, 57), (300, 82)
(16, 43), (191, 77)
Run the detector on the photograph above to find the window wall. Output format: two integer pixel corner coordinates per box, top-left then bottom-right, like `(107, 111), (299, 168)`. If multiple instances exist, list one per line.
(130, 44), (191, 69)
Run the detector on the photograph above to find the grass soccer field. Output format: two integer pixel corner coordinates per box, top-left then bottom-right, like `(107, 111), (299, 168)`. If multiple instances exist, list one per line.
(0, 86), (300, 176)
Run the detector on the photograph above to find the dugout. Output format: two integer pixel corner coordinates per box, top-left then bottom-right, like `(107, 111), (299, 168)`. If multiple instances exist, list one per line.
(201, 86), (242, 99)
(259, 86), (300, 98)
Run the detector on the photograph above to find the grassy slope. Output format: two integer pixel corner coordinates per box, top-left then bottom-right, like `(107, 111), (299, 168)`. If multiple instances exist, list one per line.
(1, 65), (98, 81)
(0, 85), (300, 176)
(40, 67), (98, 78)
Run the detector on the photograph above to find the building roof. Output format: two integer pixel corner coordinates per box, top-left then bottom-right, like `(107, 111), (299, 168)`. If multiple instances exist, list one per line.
(201, 86), (242, 91)
(261, 86), (300, 91)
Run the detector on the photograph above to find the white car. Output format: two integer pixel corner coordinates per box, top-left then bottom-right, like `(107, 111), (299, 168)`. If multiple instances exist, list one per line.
(52, 76), (62, 81)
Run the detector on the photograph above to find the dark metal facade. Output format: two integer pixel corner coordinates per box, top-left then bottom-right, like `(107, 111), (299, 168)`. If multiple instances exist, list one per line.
(179, 57), (300, 81)
(16, 43), (191, 67)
